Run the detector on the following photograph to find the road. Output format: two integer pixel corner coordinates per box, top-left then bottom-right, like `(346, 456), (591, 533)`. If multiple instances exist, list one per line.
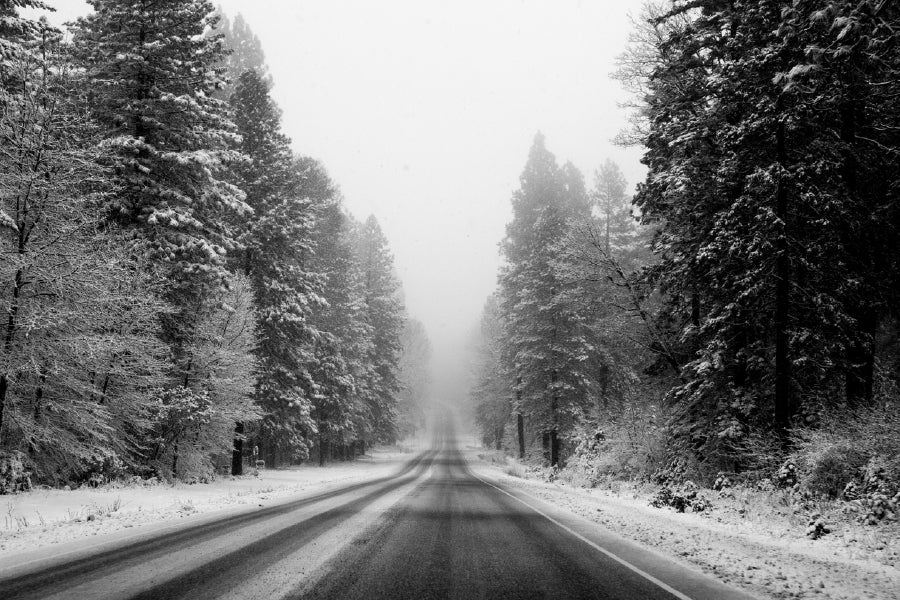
(0, 425), (752, 600)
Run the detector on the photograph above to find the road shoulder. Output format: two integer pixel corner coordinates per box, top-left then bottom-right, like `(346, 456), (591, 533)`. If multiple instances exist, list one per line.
(466, 450), (900, 600)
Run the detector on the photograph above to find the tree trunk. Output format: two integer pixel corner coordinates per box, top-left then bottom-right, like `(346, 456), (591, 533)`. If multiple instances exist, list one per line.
(549, 429), (559, 468)
(231, 422), (244, 476)
(541, 431), (550, 462)
(172, 439), (179, 480)
(516, 413), (525, 459)
(846, 311), (876, 405)
(774, 113), (792, 439)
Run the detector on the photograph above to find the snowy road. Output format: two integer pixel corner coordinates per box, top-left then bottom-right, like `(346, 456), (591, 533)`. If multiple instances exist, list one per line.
(1, 427), (753, 600)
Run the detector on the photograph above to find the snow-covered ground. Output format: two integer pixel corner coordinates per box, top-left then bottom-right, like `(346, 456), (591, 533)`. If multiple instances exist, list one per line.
(0, 443), (423, 562)
(468, 449), (900, 600)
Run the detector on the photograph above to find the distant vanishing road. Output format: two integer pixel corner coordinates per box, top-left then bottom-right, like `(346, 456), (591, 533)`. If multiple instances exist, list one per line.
(0, 423), (753, 600)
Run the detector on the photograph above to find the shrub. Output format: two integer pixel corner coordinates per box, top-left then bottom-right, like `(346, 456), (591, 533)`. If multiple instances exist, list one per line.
(805, 445), (867, 498)
(0, 451), (31, 494)
(650, 480), (712, 513)
(805, 513), (831, 539)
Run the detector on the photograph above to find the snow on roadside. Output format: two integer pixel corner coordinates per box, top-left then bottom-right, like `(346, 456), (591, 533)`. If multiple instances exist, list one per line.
(0, 446), (420, 561)
(468, 451), (900, 600)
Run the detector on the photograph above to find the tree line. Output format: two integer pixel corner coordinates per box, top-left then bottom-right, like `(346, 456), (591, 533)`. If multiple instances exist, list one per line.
(472, 0), (899, 484)
(0, 0), (426, 488)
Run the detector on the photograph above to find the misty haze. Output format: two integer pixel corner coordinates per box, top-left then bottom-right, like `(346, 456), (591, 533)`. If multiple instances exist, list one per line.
(1, 1), (898, 599)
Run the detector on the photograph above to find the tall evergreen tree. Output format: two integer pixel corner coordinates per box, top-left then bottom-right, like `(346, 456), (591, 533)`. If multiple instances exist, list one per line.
(229, 69), (325, 465)
(397, 318), (431, 439)
(471, 295), (511, 450)
(72, 0), (249, 372)
(623, 0), (900, 469)
(499, 133), (594, 466)
(354, 216), (405, 444)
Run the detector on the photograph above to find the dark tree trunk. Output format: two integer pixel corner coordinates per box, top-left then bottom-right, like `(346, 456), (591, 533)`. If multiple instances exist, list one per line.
(516, 413), (525, 459)
(172, 440), (179, 479)
(846, 311), (876, 405)
(774, 113), (792, 439)
(318, 435), (327, 467)
(231, 421), (244, 476)
(549, 429), (559, 467)
(541, 431), (550, 462)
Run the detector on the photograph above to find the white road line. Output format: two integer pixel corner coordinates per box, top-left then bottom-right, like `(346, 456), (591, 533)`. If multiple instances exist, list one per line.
(470, 472), (695, 600)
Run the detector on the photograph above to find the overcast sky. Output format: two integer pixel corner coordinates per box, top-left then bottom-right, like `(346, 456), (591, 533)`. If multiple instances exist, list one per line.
(40, 0), (646, 385)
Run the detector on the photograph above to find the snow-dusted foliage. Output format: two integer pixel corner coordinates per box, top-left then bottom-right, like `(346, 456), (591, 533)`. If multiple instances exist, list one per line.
(397, 318), (431, 439)
(212, 9), (270, 95)
(308, 197), (376, 463)
(498, 133), (597, 465)
(0, 1), (412, 485)
(0, 24), (169, 482)
(470, 295), (511, 450)
(353, 216), (406, 445)
(618, 0), (900, 472)
(228, 69), (325, 464)
(71, 0), (249, 353)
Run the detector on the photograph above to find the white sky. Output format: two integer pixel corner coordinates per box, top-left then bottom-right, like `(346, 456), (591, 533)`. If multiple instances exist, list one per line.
(39, 0), (646, 383)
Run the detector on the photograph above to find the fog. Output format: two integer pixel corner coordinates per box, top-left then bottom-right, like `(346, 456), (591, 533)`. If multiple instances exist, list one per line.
(42, 0), (645, 407)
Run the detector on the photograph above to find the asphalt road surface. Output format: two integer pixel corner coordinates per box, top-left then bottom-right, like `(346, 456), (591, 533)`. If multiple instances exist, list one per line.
(0, 425), (753, 600)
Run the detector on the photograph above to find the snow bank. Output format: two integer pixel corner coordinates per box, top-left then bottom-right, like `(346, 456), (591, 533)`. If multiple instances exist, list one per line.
(468, 450), (900, 600)
(0, 446), (419, 561)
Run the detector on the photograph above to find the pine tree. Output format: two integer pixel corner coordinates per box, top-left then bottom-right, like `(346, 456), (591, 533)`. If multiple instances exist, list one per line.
(590, 160), (642, 265)
(229, 69), (325, 465)
(622, 0), (900, 468)
(214, 10), (269, 95)
(354, 216), (405, 444)
(397, 319), (431, 439)
(499, 133), (594, 466)
(72, 0), (250, 368)
(471, 295), (511, 450)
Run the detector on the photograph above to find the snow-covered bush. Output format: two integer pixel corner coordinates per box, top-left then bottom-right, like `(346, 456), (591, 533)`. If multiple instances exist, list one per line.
(80, 452), (127, 488)
(805, 513), (831, 539)
(651, 458), (687, 486)
(775, 461), (799, 489)
(804, 444), (867, 498)
(650, 480), (712, 513)
(0, 451), (31, 494)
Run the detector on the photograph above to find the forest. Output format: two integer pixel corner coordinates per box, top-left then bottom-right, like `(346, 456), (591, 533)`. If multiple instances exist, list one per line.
(471, 0), (900, 521)
(0, 0), (431, 489)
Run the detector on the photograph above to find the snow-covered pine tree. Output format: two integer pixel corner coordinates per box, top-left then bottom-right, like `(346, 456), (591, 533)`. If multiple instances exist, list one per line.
(499, 133), (595, 466)
(777, 1), (900, 406)
(71, 0), (249, 371)
(590, 159), (645, 269)
(397, 318), (431, 440)
(213, 10), (269, 96)
(354, 216), (405, 445)
(228, 69), (326, 466)
(624, 0), (900, 469)
(308, 195), (375, 464)
(471, 294), (511, 450)
(0, 1), (47, 66)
